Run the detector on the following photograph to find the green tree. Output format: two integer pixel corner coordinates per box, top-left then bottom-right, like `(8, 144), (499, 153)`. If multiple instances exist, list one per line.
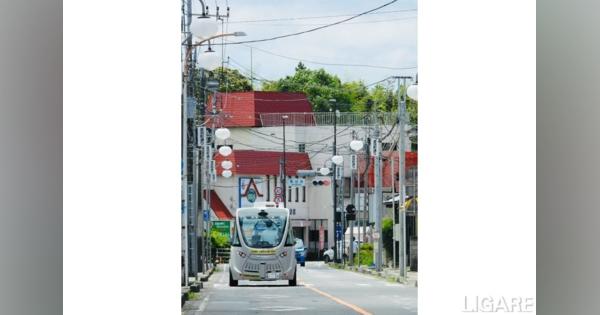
(262, 63), (353, 112)
(209, 67), (253, 92)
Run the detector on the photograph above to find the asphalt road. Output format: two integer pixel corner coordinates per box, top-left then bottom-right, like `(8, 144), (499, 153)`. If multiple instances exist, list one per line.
(183, 261), (417, 315)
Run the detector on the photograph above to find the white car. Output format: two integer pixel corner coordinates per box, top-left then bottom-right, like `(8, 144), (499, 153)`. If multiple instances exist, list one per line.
(323, 240), (359, 262)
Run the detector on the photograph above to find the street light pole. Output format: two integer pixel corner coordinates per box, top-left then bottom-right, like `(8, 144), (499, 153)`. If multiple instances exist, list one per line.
(281, 115), (288, 208)
(330, 99), (338, 262)
(395, 76), (411, 278)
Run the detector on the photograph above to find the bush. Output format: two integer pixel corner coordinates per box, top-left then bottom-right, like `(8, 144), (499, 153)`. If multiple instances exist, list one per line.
(210, 230), (230, 248)
(382, 217), (394, 261)
(353, 243), (374, 266)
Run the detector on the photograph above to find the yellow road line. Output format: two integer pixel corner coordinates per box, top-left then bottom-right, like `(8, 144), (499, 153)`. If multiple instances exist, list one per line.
(300, 279), (372, 315)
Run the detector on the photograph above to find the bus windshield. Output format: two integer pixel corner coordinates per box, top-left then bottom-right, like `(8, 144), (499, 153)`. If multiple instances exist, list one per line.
(238, 208), (287, 249)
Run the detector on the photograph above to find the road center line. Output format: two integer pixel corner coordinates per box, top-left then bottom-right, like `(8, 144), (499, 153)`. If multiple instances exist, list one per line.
(302, 283), (373, 315)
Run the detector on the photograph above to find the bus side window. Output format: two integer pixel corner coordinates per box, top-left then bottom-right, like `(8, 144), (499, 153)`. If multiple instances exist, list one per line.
(231, 224), (241, 247)
(284, 228), (295, 246)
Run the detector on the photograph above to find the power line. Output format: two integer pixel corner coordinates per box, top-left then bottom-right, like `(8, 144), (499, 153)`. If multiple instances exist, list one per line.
(365, 76), (394, 87)
(245, 45), (416, 70)
(235, 16), (417, 27)
(209, 0), (400, 45)
(226, 8), (416, 24)
(226, 57), (272, 82)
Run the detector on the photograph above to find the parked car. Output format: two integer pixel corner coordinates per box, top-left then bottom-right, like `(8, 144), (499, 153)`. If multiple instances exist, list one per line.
(323, 240), (359, 262)
(323, 241), (345, 262)
(295, 239), (306, 267)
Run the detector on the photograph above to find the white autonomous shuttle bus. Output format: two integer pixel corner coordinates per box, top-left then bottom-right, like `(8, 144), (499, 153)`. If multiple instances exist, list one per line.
(229, 202), (297, 286)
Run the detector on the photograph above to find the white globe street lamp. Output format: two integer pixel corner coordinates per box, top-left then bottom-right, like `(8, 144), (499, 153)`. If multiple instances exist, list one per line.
(407, 74), (418, 101)
(218, 145), (232, 157)
(406, 84), (418, 101)
(222, 170), (232, 178)
(190, 18), (219, 39)
(221, 160), (233, 170)
(197, 49), (221, 71)
(331, 155), (344, 165)
(350, 140), (364, 152)
(215, 128), (231, 140)
(319, 167), (330, 176)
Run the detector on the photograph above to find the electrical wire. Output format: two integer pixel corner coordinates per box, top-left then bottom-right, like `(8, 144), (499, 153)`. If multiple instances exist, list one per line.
(209, 0), (400, 45)
(235, 16), (417, 27)
(241, 44), (416, 71)
(226, 8), (416, 24)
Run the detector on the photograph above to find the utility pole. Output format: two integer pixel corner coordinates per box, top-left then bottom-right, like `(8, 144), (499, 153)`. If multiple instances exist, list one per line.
(330, 99), (339, 262)
(395, 76), (411, 278)
(281, 115), (288, 208)
(181, 0), (193, 286)
(391, 152), (396, 269)
(362, 120), (371, 259)
(349, 130), (356, 267)
(373, 128), (383, 272)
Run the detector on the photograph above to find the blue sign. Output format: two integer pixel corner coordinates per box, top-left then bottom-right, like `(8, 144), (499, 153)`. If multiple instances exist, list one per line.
(203, 210), (209, 221)
(335, 223), (342, 239)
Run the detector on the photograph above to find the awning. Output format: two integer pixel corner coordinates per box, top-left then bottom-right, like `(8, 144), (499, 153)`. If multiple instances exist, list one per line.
(203, 190), (234, 220)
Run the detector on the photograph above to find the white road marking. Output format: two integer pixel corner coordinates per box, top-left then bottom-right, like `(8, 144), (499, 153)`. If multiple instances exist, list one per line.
(250, 306), (308, 312)
(197, 293), (210, 313)
(356, 283), (371, 286)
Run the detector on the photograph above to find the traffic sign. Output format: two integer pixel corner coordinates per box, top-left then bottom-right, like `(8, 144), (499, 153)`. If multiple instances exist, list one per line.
(335, 223), (342, 239)
(273, 196), (283, 203)
(274, 187), (283, 195)
(287, 178), (305, 187)
(203, 210), (209, 220)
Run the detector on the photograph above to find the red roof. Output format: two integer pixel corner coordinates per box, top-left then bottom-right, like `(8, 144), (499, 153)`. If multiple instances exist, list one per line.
(215, 150), (312, 176)
(203, 190), (233, 220)
(210, 92), (314, 127)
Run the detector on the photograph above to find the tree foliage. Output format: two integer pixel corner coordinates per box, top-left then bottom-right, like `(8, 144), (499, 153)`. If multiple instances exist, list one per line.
(210, 230), (230, 248)
(209, 67), (253, 93)
(261, 63), (418, 125)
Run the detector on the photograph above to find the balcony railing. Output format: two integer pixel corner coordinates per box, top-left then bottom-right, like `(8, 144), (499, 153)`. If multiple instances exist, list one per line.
(259, 112), (398, 127)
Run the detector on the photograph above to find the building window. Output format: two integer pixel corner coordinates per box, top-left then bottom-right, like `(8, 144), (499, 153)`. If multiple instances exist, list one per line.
(288, 177), (292, 202)
(298, 143), (306, 152)
(295, 176), (299, 202)
(343, 177), (351, 197)
(302, 184), (306, 202)
(266, 175), (270, 201)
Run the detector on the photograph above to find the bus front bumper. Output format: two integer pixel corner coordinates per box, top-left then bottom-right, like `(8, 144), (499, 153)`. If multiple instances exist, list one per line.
(230, 256), (296, 281)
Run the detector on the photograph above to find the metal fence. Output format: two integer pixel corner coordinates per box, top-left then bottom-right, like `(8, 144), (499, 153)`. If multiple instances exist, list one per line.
(259, 112), (397, 127)
(214, 247), (230, 264)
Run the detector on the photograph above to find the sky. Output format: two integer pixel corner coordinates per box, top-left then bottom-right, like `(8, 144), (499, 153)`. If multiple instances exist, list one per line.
(190, 0), (417, 88)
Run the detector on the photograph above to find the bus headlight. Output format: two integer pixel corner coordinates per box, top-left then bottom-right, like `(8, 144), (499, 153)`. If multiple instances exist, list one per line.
(238, 251), (247, 258)
(279, 251), (287, 257)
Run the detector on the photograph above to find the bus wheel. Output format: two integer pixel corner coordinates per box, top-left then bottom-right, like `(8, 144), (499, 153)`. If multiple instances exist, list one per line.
(229, 270), (238, 287)
(289, 267), (297, 286)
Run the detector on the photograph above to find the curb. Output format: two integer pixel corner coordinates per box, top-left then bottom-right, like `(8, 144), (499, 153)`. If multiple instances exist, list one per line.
(328, 263), (418, 287)
(200, 266), (215, 282)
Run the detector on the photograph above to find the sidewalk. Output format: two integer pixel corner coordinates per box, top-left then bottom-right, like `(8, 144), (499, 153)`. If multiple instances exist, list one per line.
(333, 263), (418, 287)
(181, 264), (216, 306)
